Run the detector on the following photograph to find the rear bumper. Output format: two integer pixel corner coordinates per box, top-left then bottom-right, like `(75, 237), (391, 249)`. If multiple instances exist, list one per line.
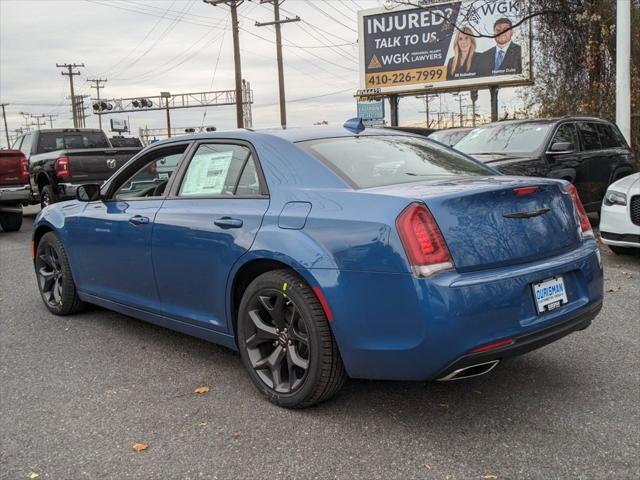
(0, 185), (31, 210)
(433, 300), (601, 380)
(314, 240), (603, 381)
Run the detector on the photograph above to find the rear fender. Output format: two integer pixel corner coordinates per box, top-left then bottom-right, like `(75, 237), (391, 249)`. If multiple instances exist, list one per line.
(225, 227), (339, 340)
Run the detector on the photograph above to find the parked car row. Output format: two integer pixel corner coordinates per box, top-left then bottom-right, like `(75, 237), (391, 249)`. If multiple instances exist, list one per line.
(0, 128), (142, 231)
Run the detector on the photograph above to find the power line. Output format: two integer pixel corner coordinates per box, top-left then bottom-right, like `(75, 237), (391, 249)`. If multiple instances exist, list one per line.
(97, 0), (178, 77)
(307, 2), (358, 33)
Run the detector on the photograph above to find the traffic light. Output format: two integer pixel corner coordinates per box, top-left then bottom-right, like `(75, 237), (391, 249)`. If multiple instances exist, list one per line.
(92, 101), (113, 112)
(184, 128), (196, 133)
(205, 127), (217, 132)
(132, 98), (153, 108)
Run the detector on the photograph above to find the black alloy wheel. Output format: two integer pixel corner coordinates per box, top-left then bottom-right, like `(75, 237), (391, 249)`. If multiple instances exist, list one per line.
(35, 232), (84, 315)
(237, 270), (346, 408)
(244, 288), (311, 393)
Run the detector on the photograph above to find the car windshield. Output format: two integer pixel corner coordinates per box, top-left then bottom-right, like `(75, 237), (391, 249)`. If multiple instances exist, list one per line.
(429, 129), (471, 147)
(36, 132), (110, 153)
(299, 135), (492, 189)
(455, 123), (552, 156)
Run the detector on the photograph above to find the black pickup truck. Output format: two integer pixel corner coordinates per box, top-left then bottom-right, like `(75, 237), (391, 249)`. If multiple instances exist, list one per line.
(12, 129), (142, 207)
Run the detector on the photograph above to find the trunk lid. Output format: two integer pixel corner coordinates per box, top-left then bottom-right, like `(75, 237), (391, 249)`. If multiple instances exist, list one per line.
(0, 150), (28, 187)
(370, 176), (581, 271)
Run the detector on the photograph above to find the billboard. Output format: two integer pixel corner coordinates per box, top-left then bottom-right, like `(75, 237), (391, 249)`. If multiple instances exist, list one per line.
(110, 118), (129, 133)
(357, 98), (385, 126)
(358, 0), (532, 95)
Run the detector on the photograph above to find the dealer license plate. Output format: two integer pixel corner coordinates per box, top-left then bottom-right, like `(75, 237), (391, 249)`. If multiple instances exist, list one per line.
(532, 276), (568, 314)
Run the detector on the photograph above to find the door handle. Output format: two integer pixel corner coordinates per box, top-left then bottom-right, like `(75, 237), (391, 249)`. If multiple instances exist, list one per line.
(129, 215), (150, 225)
(214, 217), (243, 229)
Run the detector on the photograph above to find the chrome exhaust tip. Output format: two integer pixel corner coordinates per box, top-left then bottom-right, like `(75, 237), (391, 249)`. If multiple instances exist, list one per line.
(437, 360), (500, 381)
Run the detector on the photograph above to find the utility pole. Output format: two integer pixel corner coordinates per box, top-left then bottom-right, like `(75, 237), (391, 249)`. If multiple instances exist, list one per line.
(30, 114), (47, 130)
(255, 0), (300, 128)
(0, 103), (9, 148)
(616, 0), (630, 144)
(44, 114), (58, 128)
(452, 92), (466, 127)
(57, 63), (84, 128)
(87, 78), (107, 130)
(203, 1), (244, 128)
(416, 94), (437, 127)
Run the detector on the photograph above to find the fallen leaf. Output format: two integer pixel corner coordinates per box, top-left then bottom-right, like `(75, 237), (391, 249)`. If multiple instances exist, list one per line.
(194, 386), (210, 394)
(422, 464), (432, 470)
(481, 475), (497, 480)
(29, 473), (40, 479)
(132, 443), (148, 452)
(199, 421), (208, 427)
(232, 432), (240, 438)
(473, 390), (482, 394)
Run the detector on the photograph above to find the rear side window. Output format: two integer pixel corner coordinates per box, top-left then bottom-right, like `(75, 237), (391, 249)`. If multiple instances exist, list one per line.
(20, 133), (33, 156)
(178, 143), (261, 197)
(596, 123), (624, 149)
(299, 135), (493, 189)
(36, 132), (110, 153)
(578, 123), (602, 151)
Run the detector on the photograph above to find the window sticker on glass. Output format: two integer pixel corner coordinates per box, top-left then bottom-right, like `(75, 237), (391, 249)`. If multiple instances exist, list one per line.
(181, 151), (234, 196)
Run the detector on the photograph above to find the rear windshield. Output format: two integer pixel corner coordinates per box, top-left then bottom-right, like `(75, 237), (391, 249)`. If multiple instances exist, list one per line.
(36, 131), (110, 153)
(299, 135), (492, 189)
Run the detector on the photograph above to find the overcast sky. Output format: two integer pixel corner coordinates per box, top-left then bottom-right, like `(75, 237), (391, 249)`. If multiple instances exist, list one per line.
(0, 0), (525, 147)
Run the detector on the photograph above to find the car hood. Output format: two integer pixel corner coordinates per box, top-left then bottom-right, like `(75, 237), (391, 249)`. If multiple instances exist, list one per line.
(608, 172), (640, 194)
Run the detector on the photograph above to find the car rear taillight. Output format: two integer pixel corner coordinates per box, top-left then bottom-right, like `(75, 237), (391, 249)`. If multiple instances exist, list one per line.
(565, 184), (593, 238)
(396, 202), (454, 277)
(19, 154), (29, 185)
(55, 156), (70, 178)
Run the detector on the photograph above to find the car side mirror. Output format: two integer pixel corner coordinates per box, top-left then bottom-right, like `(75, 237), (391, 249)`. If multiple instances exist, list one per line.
(76, 184), (102, 202)
(547, 142), (574, 154)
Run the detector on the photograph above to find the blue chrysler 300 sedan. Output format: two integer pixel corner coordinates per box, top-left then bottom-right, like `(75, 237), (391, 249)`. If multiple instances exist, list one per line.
(32, 123), (603, 408)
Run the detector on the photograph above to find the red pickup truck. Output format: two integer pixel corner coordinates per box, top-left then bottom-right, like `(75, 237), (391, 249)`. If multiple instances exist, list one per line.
(0, 149), (31, 231)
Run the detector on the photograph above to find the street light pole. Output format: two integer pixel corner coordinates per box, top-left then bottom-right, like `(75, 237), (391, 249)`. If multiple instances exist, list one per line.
(161, 92), (172, 138)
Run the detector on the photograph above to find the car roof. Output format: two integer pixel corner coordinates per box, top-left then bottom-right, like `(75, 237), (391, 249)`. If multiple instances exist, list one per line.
(149, 126), (414, 147)
(482, 116), (614, 127)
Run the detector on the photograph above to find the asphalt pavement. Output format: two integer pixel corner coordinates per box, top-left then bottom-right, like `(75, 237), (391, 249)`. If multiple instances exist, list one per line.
(1, 206), (639, 479)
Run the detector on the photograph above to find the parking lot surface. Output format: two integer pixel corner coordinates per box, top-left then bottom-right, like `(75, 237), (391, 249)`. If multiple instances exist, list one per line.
(1, 207), (639, 479)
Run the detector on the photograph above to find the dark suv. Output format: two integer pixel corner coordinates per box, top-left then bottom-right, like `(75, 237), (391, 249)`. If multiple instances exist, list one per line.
(454, 117), (637, 213)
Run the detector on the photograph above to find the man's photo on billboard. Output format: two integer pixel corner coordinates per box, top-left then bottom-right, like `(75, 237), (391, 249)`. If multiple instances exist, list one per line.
(478, 17), (522, 76)
(445, 26), (481, 80)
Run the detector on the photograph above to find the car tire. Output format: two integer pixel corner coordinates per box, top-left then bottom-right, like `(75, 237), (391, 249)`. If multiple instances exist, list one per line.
(35, 232), (85, 315)
(237, 269), (346, 408)
(40, 185), (56, 209)
(0, 210), (23, 232)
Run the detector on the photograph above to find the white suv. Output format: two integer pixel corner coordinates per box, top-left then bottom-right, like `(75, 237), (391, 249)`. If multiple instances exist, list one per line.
(599, 172), (640, 254)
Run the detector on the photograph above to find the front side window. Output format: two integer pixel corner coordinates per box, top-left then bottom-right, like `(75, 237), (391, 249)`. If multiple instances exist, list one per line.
(299, 135), (493, 189)
(578, 122), (602, 151)
(113, 149), (185, 200)
(178, 143), (260, 197)
(551, 123), (578, 149)
(455, 122), (551, 156)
